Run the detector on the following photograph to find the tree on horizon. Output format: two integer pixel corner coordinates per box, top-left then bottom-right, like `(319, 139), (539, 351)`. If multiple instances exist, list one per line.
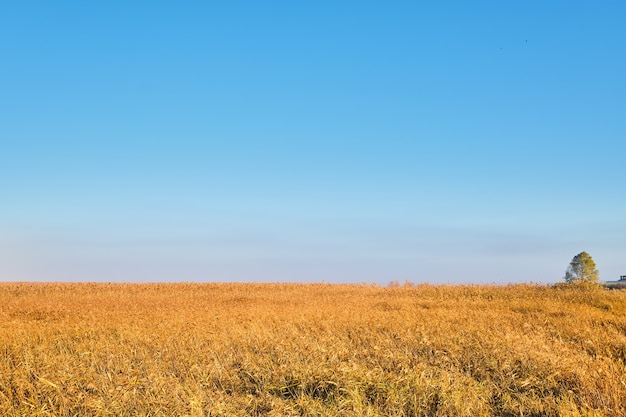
(564, 251), (599, 283)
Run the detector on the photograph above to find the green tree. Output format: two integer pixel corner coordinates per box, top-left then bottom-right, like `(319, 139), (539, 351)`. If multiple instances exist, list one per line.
(564, 251), (599, 283)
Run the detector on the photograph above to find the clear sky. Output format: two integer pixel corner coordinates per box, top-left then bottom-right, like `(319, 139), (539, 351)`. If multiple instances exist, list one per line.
(1, 1), (625, 284)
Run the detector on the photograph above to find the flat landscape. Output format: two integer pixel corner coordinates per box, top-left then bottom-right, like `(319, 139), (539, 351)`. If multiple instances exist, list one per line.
(1, 283), (625, 416)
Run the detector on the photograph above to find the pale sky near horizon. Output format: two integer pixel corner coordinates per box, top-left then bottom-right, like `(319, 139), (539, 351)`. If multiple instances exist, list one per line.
(1, 1), (625, 284)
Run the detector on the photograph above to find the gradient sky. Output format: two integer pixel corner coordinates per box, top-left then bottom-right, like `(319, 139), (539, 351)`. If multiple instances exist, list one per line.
(1, 1), (625, 284)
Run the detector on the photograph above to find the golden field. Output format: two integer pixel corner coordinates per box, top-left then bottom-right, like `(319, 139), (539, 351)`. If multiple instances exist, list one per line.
(1, 282), (625, 416)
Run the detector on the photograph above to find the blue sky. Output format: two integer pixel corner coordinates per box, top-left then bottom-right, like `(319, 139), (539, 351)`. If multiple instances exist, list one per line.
(1, 1), (625, 283)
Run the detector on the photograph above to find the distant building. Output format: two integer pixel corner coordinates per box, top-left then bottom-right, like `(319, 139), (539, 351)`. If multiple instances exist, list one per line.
(603, 275), (626, 289)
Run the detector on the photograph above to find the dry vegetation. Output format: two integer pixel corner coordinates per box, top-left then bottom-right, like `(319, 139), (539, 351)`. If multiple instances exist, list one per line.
(1, 282), (626, 416)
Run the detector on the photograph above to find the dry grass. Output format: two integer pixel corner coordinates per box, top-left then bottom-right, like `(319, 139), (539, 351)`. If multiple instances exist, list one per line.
(1, 282), (625, 416)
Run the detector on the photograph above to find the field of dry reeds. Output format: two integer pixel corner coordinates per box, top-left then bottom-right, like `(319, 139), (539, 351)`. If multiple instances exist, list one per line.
(1, 282), (625, 416)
